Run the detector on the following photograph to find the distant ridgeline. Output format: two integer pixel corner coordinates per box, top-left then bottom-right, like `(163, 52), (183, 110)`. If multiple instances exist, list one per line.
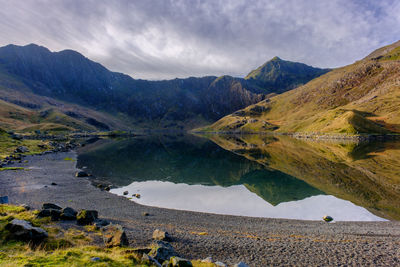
(0, 44), (329, 132)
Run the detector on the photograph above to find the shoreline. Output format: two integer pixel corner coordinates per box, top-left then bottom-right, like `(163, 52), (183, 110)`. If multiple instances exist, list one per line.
(1, 152), (400, 266)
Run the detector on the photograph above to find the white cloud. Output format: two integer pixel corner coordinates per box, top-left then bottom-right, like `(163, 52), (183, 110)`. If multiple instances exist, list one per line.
(0, 0), (399, 79)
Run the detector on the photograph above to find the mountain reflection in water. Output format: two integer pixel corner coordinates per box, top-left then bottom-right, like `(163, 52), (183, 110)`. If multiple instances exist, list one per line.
(77, 134), (400, 221)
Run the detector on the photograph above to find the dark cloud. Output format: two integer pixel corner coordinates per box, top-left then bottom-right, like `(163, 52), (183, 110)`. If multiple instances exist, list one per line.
(0, 0), (399, 79)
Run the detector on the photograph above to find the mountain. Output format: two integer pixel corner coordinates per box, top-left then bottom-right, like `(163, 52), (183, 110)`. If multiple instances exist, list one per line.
(0, 44), (329, 132)
(201, 40), (400, 134)
(245, 56), (330, 93)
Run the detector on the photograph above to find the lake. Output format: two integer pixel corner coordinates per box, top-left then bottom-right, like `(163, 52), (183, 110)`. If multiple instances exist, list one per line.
(76, 134), (400, 221)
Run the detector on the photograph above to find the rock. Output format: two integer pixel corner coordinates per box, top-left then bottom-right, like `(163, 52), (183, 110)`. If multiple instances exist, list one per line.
(76, 210), (98, 225)
(37, 208), (61, 221)
(234, 262), (249, 267)
(153, 229), (172, 241)
(215, 262), (227, 267)
(51, 182), (57, 186)
(14, 146), (29, 153)
(94, 219), (110, 228)
(142, 254), (162, 267)
(0, 196), (9, 204)
(168, 256), (193, 267)
(6, 219), (48, 242)
(104, 186), (111, 191)
(75, 171), (89, 177)
(42, 203), (62, 210)
(133, 193), (141, 198)
(123, 191), (129, 195)
(142, 212), (149, 216)
(323, 215), (334, 222)
(201, 257), (213, 263)
(101, 224), (129, 247)
(21, 204), (30, 211)
(60, 207), (78, 220)
(149, 240), (177, 263)
(91, 257), (101, 262)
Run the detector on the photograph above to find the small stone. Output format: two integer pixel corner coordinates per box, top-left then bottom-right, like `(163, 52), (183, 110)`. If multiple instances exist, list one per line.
(142, 254), (161, 266)
(133, 193), (141, 198)
(0, 196), (9, 204)
(201, 257), (213, 263)
(94, 219), (110, 228)
(51, 182), (57, 186)
(75, 171), (89, 177)
(42, 203), (62, 210)
(101, 224), (129, 247)
(104, 186), (111, 191)
(76, 210), (98, 225)
(153, 229), (172, 241)
(234, 262), (249, 267)
(323, 215), (334, 222)
(91, 257), (100, 262)
(21, 204), (30, 211)
(142, 212), (149, 216)
(123, 191), (129, 195)
(14, 146), (29, 153)
(169, 256), (193, 267)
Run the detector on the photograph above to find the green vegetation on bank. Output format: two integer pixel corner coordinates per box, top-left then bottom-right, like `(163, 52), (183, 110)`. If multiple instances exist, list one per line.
(0, 204), (221, 266)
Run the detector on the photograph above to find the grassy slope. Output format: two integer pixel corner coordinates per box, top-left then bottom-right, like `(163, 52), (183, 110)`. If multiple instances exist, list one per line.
(207, 134), (400, 220)
(0, 204), (216, 266)
(0, 68), (134, 133)
(200, 41), (400, 135)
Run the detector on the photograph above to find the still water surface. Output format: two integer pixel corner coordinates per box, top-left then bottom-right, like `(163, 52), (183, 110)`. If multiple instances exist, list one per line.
(77, 134), (400, 221)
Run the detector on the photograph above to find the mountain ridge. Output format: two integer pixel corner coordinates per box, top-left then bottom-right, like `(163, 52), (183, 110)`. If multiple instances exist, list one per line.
(200, 40), (400, 135)
(0, 43), (330, 132)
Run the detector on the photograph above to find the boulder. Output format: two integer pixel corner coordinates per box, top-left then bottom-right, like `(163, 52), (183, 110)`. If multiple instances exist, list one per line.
(37, 208), (61, 221)
(60, 207), (78, 220)
(149, 241), (178, 263)
(101, 224), (129, 247)
(76, 210), (98, 225)
(42, 203), (62, 210)
(123, 191), (129, 195)
(75, 171), (89, 177)
(6, 219), (48, 242)
(153, 229), (172, 241)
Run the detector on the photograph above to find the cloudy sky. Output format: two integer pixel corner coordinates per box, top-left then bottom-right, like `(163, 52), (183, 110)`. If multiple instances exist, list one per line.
(0, 0), (399, 80)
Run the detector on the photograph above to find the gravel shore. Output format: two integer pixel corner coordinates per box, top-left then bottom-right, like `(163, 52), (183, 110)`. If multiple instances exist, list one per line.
(1, 152), (400, 266)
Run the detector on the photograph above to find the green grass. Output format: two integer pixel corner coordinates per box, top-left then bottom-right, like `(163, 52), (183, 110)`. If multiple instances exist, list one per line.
(0, 204), (218, 267)
(63, 157), (76, 161)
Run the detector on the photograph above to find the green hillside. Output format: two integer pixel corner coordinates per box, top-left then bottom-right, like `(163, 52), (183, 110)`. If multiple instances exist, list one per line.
(200, 40), (400, 135)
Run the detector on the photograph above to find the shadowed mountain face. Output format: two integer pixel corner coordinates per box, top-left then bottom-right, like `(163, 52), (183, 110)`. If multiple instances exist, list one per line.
(76, 135), (324, 206)
(206, 134), (400, 220)
(0, 44), (329, 130)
